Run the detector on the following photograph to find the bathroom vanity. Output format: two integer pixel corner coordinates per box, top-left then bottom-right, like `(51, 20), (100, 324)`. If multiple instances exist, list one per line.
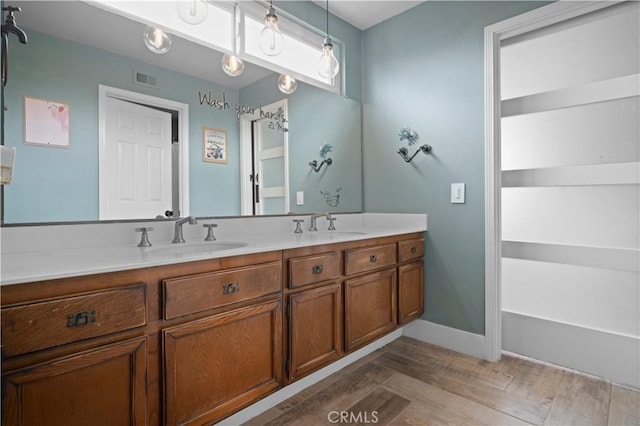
(0, 214), (425, 425)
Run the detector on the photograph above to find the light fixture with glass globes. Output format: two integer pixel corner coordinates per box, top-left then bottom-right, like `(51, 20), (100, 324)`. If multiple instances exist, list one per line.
(221, 53), (245, 77)
(318, 0), (339, 79)
(278, 74), (297, 94)
(258, 0), (284, 56)
(143, 26), (172, 54)
(176, 0), (208, 25)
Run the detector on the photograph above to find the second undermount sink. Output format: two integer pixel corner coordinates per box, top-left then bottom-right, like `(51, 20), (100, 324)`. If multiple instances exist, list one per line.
(147, 241), (248, 256)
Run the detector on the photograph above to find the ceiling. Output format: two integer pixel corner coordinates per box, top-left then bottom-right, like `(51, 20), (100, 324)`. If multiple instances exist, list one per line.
(311, 0), (425, 30)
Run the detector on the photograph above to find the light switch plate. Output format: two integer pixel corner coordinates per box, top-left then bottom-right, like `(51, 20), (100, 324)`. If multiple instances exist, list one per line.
(451, 183), (465, 204)
(296, 191), (304, 206)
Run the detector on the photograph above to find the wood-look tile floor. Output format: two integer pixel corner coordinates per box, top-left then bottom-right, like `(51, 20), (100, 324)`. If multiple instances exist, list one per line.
(246, 337), (640, 426)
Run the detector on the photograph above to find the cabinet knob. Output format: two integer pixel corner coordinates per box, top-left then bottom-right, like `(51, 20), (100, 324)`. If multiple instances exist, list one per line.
(312, 265), (324, 275)
(370, 255), (378, 263)
(66, 310), (97, 328)
(411, 247), (417, 254)
(222, 282), (240, 294)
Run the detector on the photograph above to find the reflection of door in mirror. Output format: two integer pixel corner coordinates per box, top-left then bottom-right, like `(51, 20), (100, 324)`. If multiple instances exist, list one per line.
(240, 99), (289, 215)
(101, 97), (172, 220)
(98, 85), (190, 220)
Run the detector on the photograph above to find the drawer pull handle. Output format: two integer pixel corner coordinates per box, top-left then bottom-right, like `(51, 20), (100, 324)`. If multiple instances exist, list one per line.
(222, 282), (240, 295)
(370, 255), (378, 263)
(66, 310), (96, 328)
(411, 247), (417, 254)
(312, 265), (324, 275)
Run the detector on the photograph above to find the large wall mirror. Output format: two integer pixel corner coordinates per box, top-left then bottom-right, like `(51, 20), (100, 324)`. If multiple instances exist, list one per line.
(1, 0), (362, 225)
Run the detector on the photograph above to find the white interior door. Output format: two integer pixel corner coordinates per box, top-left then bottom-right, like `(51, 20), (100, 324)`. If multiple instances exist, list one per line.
(254, 117), (287, 215)
(499, 2), (640, 387)
(100, 96), (172, 220)
(240, 99), (289, 215)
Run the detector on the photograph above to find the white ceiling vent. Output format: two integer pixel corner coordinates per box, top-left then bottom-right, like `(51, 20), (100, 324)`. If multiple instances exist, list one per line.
(133, 70), (158, 88)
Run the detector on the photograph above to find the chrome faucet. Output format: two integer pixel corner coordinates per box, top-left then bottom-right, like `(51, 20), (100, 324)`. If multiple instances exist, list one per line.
(172, 216), (197, 243)
(309, 212), (331, 231)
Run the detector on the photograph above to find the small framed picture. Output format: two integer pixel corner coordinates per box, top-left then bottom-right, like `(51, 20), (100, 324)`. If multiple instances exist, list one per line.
(24, 96), (70, 148)
(202, 127), (227, 164)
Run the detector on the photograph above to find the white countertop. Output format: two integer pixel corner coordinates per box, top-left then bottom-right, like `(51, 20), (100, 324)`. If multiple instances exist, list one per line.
(0, 213), (427, 286)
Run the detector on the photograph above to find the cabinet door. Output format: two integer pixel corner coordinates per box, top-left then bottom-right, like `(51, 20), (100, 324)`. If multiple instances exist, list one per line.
(398, 261), (424, 325)
(288, 283), (342, 382)
(164, 300), (282, 426)
(344, 269), (397, 352)
(2, 337), (147, 426)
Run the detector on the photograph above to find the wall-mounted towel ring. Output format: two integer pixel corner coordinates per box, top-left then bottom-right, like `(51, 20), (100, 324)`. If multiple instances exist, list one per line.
(397, 127), (431, 162)
(309, 158), (332, 172)
(310, 143), (333, 173)
(398, 144), (432, 162)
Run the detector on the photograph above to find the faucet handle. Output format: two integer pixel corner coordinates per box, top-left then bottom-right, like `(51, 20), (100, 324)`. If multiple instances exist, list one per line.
(135, 227), (153, 247)
(327, 217), (337, 231)
(293, 219), (304, 234)
(203, 223), (218, 241)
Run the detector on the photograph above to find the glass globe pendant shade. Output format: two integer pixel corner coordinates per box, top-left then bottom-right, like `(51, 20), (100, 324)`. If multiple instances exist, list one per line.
(317, 37), (339, 79)
(258, 6), (284, 56)
(221, 53), (245, 77)
(143, 26), (172, 54)
(177, 0), (208, 25)
(278, 74), (297, 94)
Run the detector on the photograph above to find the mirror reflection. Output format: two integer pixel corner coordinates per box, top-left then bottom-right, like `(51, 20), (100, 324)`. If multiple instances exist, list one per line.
(1, 1), (362, 224)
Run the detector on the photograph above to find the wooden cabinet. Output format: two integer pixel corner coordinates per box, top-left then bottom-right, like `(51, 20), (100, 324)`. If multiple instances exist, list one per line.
(398, 261), (424, 325)
(284, 247), (343, 383)
(163, 300), (282, 425)
(2, 337), (147, 426)
(1, 282), (148, 426)
(397, 237), (425, 325)
(344, 243), (396, 276)
(1, 284), (146, 357)
(344, 268), (397, 351)
(163, 261), (281, 320)
(287, 283), (342, 382)
(288, 252), (340, 289)
(1, 232), (424, 424)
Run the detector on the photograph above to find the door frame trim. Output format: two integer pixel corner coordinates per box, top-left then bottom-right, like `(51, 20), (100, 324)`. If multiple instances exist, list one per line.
(98, 84), (190, 219)
(483, 1), (622, 361)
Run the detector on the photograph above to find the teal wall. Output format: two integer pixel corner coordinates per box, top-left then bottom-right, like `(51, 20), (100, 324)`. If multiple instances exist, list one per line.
(362, 1), (547, 334)
(3, 29), (241, 223)
(240, 74), (362, 214)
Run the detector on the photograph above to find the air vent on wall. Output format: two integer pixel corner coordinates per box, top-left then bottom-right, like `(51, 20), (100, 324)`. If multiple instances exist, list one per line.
(133, 70), (158, 88)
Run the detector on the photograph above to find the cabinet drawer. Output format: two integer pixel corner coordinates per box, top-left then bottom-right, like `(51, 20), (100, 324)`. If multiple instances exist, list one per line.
(1, 285), (146, 357)
(398, 238), (424, 263)
(289, 252), (340, 289)
(164, 261), (281, 320)
(344, 243), (396, 276)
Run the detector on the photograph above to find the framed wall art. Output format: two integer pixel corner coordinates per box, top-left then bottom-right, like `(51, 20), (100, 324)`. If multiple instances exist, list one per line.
(202, 127), (227, 164)
(24, 96), (70, 148)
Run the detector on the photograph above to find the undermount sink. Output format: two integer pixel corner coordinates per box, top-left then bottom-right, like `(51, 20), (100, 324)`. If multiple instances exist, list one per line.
(147, 241), (248, 256)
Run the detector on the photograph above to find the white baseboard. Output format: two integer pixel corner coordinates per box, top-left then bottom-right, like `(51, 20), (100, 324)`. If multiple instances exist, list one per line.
(402, 319), (487, 359)
(503, 311), (640, 388)
(217, 329), (403, 426)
